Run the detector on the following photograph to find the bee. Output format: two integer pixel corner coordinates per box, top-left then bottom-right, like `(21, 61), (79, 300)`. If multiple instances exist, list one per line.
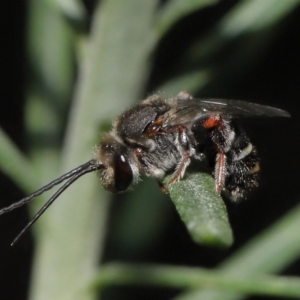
(0, 91), (290, 245)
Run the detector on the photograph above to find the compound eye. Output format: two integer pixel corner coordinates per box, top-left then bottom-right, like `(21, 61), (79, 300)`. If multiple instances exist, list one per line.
(114, 154), (133, 192)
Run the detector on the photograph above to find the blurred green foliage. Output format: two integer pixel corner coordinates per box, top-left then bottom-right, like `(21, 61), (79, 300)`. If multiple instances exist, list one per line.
(0, 0), (299, 299)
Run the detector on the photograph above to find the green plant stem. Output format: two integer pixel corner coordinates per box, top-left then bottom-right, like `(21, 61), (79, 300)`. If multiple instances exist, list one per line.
(28, 1), (159, 300)
(92, 263), (300, 299)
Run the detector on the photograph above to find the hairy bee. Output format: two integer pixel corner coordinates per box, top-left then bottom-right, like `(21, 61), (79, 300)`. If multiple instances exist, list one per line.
(0, 91), (290, 245)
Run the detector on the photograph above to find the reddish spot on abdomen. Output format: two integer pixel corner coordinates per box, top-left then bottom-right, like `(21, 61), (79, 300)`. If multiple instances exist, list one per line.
(203, 116), (220, 129)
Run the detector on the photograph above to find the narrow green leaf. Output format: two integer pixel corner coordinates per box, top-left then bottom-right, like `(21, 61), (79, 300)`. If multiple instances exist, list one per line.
(175, 203), (300, 300)
(187, 0), (299, 67)
(0, 127), (38, 193)
(158, 70), (211, 96)
(166, 172), (233, 247)
(42, 0), (86, 22)
(93, 263), (300, 299)
(155, 0), (220, 37)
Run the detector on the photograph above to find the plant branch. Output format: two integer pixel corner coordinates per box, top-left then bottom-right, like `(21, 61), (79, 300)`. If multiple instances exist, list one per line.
(92, 263), (300, 299)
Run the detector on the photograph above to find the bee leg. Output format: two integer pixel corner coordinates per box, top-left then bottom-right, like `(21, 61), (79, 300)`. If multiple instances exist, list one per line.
(156, 180), (168, 194)
(202, 114), (233, 195)
(215, 153), (227, 195)
(167, 125), (191, 186)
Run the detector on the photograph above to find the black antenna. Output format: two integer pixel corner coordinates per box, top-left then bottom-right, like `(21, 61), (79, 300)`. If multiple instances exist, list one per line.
(0, 160), (103, 246)
(0, 160), (97, 216)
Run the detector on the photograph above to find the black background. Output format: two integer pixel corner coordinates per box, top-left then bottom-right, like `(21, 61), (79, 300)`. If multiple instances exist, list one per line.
(0, 1), (299, 299)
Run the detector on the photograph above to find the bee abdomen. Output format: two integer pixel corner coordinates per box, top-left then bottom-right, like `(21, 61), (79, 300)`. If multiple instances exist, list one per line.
(225, 132), (260, 199)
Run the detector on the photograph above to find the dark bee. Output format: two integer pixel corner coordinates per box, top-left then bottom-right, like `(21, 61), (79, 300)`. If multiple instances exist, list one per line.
(0, 91), (290, 245)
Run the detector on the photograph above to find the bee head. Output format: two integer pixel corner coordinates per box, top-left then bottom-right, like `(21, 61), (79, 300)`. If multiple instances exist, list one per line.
(95, 134), (133, 193)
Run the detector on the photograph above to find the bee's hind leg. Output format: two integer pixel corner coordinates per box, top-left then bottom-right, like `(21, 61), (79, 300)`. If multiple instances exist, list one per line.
(214, 153), (226, 195)
(201, 114), (232, 195)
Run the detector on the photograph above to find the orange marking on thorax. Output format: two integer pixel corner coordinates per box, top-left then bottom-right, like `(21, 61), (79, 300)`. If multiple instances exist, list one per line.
(145, 118), (163, 137)
(178, 125), (186, 132)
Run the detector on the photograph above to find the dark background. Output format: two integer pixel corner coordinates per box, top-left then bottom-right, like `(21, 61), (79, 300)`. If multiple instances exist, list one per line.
(0, 1), (299, 299)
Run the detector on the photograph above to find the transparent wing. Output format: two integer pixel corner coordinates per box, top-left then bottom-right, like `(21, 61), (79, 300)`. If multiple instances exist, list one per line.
(165, 98), (290, 127)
